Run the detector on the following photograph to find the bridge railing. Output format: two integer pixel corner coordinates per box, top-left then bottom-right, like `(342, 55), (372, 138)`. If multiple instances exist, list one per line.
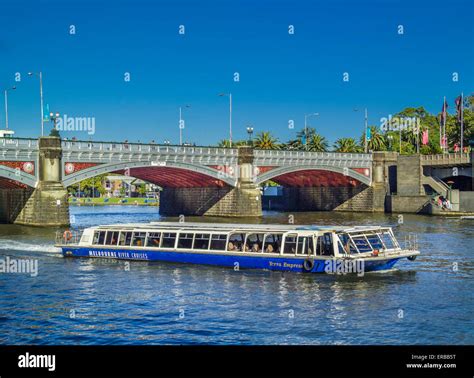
(0, 138), (38, 149)
(61, 140), (238, 156)
(254, 149), (372, 166)
(420, 152), (471, 165)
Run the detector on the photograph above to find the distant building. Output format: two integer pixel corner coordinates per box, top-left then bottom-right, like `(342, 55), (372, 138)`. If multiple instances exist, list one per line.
(0, 129), (15, 138)
(103, 175), (159, 198)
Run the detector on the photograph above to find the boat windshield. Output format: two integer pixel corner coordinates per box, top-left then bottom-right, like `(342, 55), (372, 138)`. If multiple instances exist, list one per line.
(337, 229), (398, 254)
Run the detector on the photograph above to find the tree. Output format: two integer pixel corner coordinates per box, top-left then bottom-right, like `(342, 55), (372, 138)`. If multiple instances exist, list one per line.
(69, 174), (107, 197)
(217, 139), (232, 148)
(334, 137), (362, 153)
(363, 126), (386, 151)
(254, 131), (280, 149)
(306, 133), (328, 152)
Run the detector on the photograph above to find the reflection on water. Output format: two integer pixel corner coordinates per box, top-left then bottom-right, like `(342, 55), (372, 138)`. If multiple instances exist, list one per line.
(0, 206), (473, 345)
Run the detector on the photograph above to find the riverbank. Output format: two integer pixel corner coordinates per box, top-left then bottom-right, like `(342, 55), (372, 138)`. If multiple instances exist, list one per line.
(68, 197), (158, 206)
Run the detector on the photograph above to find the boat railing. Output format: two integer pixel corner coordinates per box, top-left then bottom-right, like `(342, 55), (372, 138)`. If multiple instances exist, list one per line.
(404, 233), (418, 251)
(55, 230), (82, 245)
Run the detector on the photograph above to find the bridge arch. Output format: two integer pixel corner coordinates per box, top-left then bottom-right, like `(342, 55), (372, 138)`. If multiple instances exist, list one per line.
(0, 166), (37, 188)
(62, 160), (237, 188)
(255, 165), (371, 187)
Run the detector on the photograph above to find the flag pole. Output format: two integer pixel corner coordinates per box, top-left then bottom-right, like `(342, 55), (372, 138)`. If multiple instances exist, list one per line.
(443, 96), (447, 153)
(461, 92), (464, 152)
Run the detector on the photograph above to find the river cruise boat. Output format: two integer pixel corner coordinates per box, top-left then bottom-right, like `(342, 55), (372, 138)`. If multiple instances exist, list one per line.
(56, 222), (419, 274)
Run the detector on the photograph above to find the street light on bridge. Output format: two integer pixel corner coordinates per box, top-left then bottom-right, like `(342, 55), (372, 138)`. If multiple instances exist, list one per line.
(246, 125), (254, 146)
(218, 93), (232, 147)
(3, 86), (16, 130)
(179, 105), (190, 146)
(28, 72), (45, 137)
(304, 112), (319, 150)
(49, 111), (61, 131)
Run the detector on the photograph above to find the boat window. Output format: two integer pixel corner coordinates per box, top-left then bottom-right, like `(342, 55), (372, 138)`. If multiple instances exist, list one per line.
(105, 231), (119, 246)
(337, 233), (358, 254)
(351, 236), (372, 253)
(177, 233), (194, 249)
(193, 234), (210, 250)
(93, 231), (106, 245)
(228, 233), (244, 252)
(297, 236), (314, 256)
(118, 231), (132, 246)
(132, 232), (146, 247)
(379, 231), (396, 249)
(245, 233), (264, 252)
(161, 233), (177, 248)
(366, 234), (384, 250)
(146, 232), (161, 247)
(283, 234), (297, 254)
(263, 234), (282, 253)
(321, 233), (334, 256)
(210, 234), (227, 250)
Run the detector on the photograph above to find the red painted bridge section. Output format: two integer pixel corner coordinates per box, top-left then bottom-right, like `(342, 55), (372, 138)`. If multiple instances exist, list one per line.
(116, 167), (228, 188)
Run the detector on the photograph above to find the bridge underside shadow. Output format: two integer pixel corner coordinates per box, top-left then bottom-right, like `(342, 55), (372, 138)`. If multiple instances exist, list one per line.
(0, 178), (34, 223)
(262, 169), (374, 212)
(115, 167), (261, 217)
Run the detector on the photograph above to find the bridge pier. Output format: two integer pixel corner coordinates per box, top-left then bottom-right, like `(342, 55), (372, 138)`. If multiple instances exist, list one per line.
(159, 147), (262, 217)
(13, 137), (70, 227)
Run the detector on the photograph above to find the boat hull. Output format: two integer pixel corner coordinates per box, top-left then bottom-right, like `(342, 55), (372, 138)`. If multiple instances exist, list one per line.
(60, 247), (403, 274)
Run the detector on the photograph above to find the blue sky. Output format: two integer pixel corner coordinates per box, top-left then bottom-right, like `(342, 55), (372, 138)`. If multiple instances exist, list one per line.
(0, 0), (472, 145)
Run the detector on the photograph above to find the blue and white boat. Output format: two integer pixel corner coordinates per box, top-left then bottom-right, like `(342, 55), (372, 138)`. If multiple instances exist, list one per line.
(56, 222), (420, 274)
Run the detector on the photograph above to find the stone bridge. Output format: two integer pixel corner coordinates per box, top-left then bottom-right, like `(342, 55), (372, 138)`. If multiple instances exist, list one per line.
(0, 136), (472, 226)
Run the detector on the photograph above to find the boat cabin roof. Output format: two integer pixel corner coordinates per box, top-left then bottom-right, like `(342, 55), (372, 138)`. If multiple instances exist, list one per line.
(89, 222), (390, 235)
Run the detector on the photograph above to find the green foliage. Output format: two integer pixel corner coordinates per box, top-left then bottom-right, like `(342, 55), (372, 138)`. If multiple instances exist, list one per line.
(136, 183), (147, 196)
(69, 174), (107, 196)
(334, 137), (362, 153)
(284, 128), (328, 151)
(306, 133), (329, 152)
(254, 131), (280, 149)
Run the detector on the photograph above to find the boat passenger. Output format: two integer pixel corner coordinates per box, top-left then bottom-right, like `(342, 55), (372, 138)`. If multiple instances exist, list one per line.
(228, 241), (235, 251)
(265, 244), (274, 253)
(251, 243), (260, 252)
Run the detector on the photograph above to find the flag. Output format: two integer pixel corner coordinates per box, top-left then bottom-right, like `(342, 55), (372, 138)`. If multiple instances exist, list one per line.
(455, 95), (462, 121)
(422, 129), (429, 145)
(441, 98), (448, 124)
(43, 103), (50, 122)
(441, 135), (447, 147)
(366, 127), (371, 141)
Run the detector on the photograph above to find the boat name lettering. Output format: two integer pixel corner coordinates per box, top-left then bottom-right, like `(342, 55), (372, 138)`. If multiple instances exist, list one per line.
(88, 250), (148, 260)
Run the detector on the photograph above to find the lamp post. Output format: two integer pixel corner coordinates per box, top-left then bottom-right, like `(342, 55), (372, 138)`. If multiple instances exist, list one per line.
(28, 72), (45, 137)
(179, 105), (190, 145)
(246, 125), (254, 146)
(304, 112), (319, 150)
(4, 86), (16, 129)
(387, 134), (393, 151)
(354, 108), (368, 153)
(49, 111), (60, 133)
(218, 93), (232, 147)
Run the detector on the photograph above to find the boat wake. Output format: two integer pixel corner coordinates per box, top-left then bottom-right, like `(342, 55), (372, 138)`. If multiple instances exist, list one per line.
(0, 239), (61, 254)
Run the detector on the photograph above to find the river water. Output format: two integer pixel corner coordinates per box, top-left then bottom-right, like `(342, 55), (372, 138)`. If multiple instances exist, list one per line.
(0, 206), (472, 345)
